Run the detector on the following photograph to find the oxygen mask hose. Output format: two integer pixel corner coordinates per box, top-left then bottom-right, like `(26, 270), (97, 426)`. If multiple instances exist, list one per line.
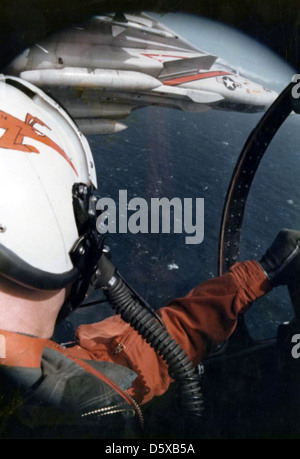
(92, 254), (205, 417)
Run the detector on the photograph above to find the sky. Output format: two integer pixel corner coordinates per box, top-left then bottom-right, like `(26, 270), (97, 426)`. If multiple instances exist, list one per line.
(149, 12), (296, 92)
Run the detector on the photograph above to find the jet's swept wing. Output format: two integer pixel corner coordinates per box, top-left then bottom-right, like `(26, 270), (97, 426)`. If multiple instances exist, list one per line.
(7, 12), (278, 135)
(159, 55), (218, 79)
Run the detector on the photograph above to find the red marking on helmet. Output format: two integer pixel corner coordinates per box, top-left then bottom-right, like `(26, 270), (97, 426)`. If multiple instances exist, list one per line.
(0, 111), (78, 176)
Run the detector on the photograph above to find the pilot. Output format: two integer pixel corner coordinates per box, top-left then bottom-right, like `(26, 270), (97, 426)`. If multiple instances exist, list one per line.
(0, 76), (298, 439)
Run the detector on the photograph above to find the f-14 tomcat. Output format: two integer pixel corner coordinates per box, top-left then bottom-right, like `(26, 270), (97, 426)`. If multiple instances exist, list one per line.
(6, 12), (278, 135)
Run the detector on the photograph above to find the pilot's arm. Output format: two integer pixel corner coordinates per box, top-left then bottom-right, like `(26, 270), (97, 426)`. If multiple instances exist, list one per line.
(76, 229), (300, 404)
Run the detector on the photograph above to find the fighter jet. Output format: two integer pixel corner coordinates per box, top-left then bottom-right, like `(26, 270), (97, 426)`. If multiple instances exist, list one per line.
(6, 12), (278, 135)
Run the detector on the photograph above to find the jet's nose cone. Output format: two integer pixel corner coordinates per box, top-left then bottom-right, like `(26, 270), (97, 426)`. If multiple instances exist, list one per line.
(262, 88), (278, 108)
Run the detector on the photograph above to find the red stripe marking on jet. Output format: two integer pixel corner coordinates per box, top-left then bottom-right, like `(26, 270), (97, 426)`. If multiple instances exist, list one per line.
(163, 71), (231, 86)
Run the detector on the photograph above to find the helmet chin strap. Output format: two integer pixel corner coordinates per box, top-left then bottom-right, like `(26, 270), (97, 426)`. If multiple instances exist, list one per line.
(57, 183), (105, 322)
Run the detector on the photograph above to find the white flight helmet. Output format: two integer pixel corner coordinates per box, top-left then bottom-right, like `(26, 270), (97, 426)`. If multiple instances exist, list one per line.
(0, 75), (100, 293)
